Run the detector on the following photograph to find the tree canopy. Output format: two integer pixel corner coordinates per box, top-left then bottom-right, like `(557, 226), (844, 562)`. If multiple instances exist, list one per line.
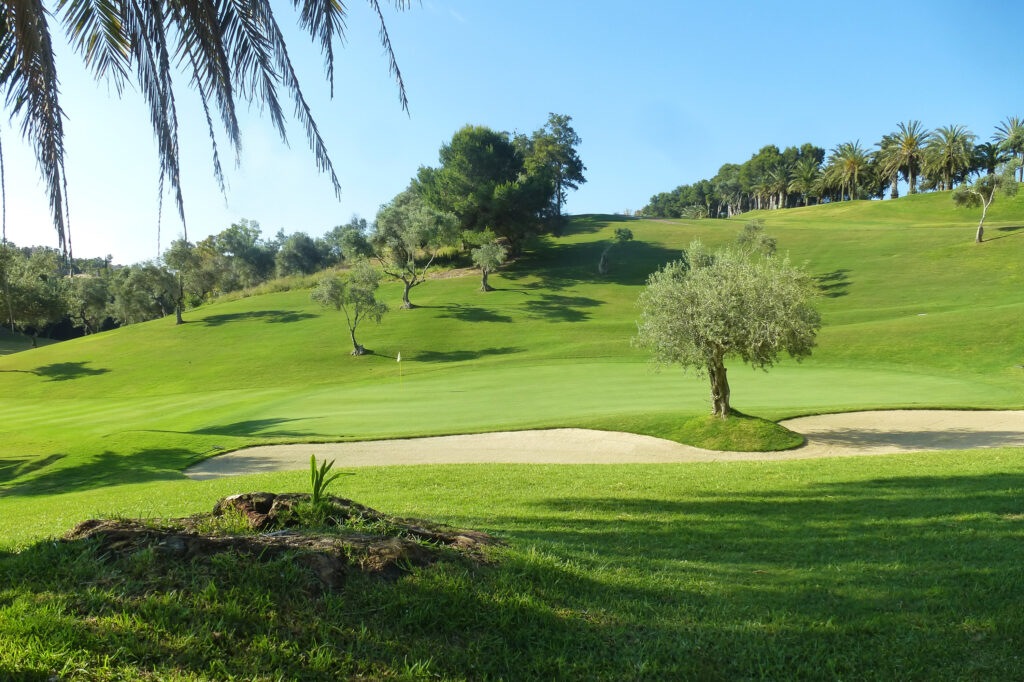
(635, 241), (820, 418)
(415, 124), (555, 252)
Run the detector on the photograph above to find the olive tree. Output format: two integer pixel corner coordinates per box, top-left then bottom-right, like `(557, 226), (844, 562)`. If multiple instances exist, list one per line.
(635, 242), (820, 418)
(952, 160), (1021, 243)
(471, 241), (507, 292)
(373, 188), (457, 308)
(310, 260), (387, 356)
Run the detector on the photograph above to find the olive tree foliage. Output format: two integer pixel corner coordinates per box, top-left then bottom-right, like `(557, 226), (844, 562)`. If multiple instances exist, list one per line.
(465, 230), (507, 292)
(373, 188), (458, 309)
(65, 274), (111, 334)
(735, 219), (777, 255)
(597, 227), (633, 275)
(310, 260), (387, 356)
(5, 249), (67, 346)
(635, 241), (821, 418)
(952, 160), (1021, 243)
(108, 263), (178, 325)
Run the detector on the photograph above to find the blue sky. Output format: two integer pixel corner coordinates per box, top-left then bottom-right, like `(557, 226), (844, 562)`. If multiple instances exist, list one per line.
(5, 0), (1023, 263)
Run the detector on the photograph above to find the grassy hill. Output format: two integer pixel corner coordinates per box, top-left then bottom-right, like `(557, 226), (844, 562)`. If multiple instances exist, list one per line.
(1, 190), (1023, 526)
(2, 190), (1024, 678)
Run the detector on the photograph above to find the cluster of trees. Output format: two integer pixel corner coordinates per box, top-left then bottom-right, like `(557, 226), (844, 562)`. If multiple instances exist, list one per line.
(0, 218), (376, 343)
(643, 117), (1024, 218)
(311, 114), (587, 352)
(3, 113), (587, 350)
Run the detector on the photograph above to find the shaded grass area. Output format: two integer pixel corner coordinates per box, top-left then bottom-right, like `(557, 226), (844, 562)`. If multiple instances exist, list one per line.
(2, 451), (1024, 679)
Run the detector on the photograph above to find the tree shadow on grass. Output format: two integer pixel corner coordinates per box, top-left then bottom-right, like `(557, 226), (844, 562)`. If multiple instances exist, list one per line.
(6, 471), (1024, 678)
(141, 417), (328, 439)
(0, 454), (65, 484)
(813, 269), (851, 298)
(413, 347), (523, 363)
(200, 310), (316, 327)
(523, 294), (602, 322)
(987, 225), (1024, 241)
(0, 448), (188, 498)
(504, 239), (681, 291)
(437, 304), (513, 323)
(30, 362), (111, 381)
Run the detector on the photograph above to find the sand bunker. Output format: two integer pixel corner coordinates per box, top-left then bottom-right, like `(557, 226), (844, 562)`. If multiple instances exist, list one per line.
(185, 410), (1024, 480)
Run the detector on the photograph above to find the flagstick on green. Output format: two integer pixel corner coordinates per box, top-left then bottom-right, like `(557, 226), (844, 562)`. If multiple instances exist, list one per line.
(397, 351), (402, 386)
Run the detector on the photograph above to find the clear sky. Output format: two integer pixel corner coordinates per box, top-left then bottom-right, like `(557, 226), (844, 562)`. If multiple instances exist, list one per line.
(5, 0), (1023, 263)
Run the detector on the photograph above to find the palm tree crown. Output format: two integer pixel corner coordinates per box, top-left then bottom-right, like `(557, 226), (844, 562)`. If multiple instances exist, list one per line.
(0, 0), (410, 255)
(924, 125), (976, 191)
(825, 141), (870, 201)
(993, 116), (1024, 182)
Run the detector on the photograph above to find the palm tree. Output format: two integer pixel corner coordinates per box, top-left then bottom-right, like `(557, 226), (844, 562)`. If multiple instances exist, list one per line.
(924, 125), (976, 191)
(993, 116), (1024, 182)
(973, 142), (1009, 177)
(788, 157), (821, 206)
(0, 0), (410, 255)
(825, 141), (870, 201)
(766, 166), (790, 209)
(878, 121), (929, 196)
(875, 133), (900, 199)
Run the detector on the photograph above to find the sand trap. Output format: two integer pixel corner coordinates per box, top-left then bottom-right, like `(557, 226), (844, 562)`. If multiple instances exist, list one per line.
(184, 410), (1024, 480)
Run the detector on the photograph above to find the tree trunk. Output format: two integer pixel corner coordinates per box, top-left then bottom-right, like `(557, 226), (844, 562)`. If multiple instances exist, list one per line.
(890, 174), (899, 199)
(480, 269), (493, 292)
(2, 275), (13, 332)
(597, 245), (611, 275)
(350, 329), (366, 356)
(976, 196), (992, 243)
(708, 358), (730, 418)
(175, 274), (185, 325)
(401, 281), (414, 309)
(31, 332), (38, 349)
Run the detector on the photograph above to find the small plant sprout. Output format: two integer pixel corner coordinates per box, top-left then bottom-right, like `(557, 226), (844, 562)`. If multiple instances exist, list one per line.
(310, 455), (344, 505)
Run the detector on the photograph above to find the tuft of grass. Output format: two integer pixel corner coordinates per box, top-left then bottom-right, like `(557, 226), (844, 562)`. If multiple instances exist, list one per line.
(577, 409), (802, 450)
(674, 410), (803, 450)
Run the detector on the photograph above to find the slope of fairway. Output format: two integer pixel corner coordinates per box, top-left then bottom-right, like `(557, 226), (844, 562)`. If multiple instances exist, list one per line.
(0, 191), (1022, 515)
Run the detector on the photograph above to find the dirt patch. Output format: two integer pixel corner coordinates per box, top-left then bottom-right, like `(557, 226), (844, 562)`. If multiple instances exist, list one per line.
(185, 410), (1024, 479)
(65, 493), (502, 585)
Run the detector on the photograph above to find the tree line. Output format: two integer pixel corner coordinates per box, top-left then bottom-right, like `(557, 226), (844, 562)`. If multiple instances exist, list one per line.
(642, 117), (1024, 219)
(0, 113), (586, 346)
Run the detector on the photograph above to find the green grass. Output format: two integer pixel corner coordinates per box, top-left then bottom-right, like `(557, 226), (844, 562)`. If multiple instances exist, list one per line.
(1, 191), (1023, 677)
(3, 450), (1024, 679)
(0, 192), (1022, 504)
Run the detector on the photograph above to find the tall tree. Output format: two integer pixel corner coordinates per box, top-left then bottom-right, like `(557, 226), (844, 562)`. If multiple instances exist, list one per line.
(519, 113), (587, 219)
(374, 188), (457, 309)
(825, 141), (870, 201)
(635, 241), (820, 418)
(993, 116), (1024, 182)
(924, 125), (976, 191)
(789, 156), (822, 206)
(879, 121), (930, 196)
(973, 142), (1009, 177)
(0, 0), (412, 254)
(416, 125), (553, 252)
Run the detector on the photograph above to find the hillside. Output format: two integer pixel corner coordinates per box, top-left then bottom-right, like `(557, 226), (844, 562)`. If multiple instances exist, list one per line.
(0, 191), (1022, 541)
